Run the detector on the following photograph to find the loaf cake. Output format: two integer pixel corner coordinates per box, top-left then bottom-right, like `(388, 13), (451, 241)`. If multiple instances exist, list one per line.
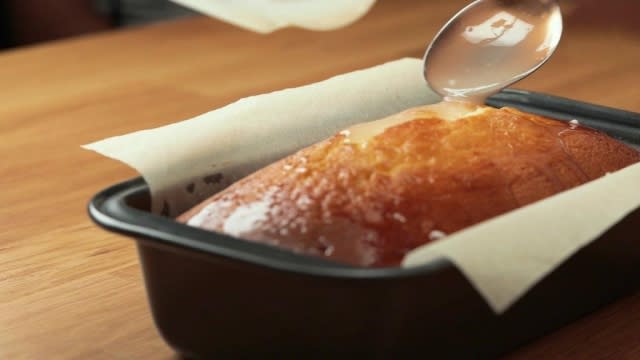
(177, 101), (640, 267)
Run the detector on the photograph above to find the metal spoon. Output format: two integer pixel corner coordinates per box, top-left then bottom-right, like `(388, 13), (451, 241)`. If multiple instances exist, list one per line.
(423, 0), (563, 103)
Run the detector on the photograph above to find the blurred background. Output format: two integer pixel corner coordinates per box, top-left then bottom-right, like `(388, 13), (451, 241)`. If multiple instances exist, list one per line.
(0, 0), (638, 51)
(0, 0), (196, 50)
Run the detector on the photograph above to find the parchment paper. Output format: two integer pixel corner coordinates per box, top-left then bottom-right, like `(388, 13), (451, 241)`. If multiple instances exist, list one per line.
(403, 162), (640, 313)
(169, 0), (376, 33)
(84, 58), (640, 314)
(84, 58), (438, 216)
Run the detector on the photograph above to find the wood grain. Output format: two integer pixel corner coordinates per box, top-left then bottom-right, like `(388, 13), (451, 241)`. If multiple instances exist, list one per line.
(1, 0), (639, 358)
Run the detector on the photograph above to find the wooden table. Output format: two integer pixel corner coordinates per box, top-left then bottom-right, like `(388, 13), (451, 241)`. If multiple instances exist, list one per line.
(2, 0), (639, 358)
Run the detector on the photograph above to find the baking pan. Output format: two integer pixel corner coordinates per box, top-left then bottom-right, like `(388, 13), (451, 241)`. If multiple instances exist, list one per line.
(88, 89), (640, 358)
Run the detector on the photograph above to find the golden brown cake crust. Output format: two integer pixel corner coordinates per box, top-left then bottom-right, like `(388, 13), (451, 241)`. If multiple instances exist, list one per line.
(177, 103), (640, 267)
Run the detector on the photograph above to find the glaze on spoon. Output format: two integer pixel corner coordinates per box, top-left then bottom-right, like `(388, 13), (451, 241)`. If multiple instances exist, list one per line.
(423, 0), (563, 103)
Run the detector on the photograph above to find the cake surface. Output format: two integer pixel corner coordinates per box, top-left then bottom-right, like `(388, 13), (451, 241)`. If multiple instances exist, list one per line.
(177, 102), (640, 267)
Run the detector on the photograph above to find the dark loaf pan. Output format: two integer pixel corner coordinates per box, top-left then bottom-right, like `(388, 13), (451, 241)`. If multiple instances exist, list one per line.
(88, 89), (640, 358)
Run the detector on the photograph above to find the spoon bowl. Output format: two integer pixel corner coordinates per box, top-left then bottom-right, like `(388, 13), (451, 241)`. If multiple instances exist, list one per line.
(423, 0), (563, 102)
